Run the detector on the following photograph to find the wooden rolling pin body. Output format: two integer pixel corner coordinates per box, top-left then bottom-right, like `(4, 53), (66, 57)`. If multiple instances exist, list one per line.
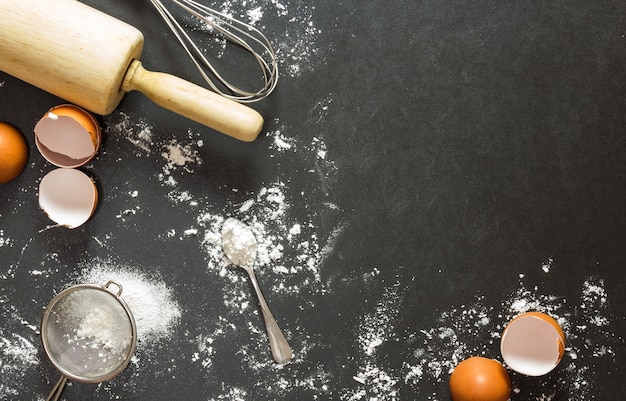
(0, 0), (263, 141)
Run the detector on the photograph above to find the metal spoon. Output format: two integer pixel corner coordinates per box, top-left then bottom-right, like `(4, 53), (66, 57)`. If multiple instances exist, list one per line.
(221, 217), (293, 364)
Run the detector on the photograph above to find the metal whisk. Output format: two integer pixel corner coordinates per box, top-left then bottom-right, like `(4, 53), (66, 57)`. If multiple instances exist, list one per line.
(149, 0), (278, 103)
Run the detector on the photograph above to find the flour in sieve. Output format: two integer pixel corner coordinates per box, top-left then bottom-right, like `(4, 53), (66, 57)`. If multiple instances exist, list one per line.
(75, 305), (130, 351)
(74, 259), (181, 349)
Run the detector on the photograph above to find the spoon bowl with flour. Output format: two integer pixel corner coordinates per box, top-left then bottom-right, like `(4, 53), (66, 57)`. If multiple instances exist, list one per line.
(221, 217), (293, 364)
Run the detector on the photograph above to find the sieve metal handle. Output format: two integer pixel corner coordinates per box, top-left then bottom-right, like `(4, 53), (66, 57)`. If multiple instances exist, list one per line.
(104, 280), (123, 296)
(46, 375), (67, 401)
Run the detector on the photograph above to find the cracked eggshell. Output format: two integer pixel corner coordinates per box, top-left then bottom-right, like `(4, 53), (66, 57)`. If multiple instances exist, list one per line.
(500, 311), (565, 376)
(35, 104), (101, 168)
(39, 168), (98, 229)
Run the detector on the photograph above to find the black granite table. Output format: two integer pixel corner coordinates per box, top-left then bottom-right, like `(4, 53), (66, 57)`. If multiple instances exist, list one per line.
(1, 1), (624, 400)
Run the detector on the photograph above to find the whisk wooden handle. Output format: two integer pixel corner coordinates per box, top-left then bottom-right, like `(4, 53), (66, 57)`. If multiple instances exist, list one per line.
(122, 61), (263, 142)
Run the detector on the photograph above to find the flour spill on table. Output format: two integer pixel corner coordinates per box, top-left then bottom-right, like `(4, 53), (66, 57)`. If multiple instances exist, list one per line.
(107, 112), (154, 157)
(106, 88), (341, 293)
(0, 301), (40, 398)
(102, 67), (343, 397)
(344, 260), (616, 400)
(155, 114), (342, 393)
(131, 105), (338, 399)
(0, 230), (16, 280)
(160, 137), (203, 185)
(186, 0), (324, 78)
(0, 232), (41, 399)
(0, 229), (11, 248)
(347, 282), (403, 400)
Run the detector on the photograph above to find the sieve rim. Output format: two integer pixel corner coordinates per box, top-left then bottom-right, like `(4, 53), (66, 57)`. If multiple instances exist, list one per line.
(40, 281), (137, 384)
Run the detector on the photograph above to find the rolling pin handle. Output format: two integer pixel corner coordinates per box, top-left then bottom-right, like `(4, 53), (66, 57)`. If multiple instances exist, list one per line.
(122, 60), (263, 142)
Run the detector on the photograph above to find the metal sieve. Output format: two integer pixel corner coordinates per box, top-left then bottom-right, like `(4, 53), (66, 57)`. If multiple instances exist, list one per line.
(41, 281), (137, 401)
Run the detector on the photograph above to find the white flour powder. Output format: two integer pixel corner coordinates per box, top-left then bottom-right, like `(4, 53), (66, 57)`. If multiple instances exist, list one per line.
(2, 1), (617, 399)
(0, 229), (11, 248)
(0, 230), (16, 280)
(106, 87), (342, 301)
(100, 79), (345, 398)
(346, 284), (403, 401)
(221, 218), (257, 266)
(0, 332), (39, 397)
(0, 301), (40, 398)
(348, 262), (616, 401)
(160, 138), (203, 185)
(212, 0), (323, 77)
(106, 112), (154, 156)
(75, 306), (129, 350)
(74, 259), (182, 350)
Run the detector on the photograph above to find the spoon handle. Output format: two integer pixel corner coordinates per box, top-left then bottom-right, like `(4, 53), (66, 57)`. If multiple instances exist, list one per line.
(245, 267), (293, 364)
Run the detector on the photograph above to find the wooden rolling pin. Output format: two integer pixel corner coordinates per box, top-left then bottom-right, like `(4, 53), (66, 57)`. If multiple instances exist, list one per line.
(0, 0), (263, 142)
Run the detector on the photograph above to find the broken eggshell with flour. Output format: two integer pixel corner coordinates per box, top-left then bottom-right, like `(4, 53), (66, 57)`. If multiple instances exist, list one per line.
(34, 104), (101, 168)
(500, 311), (566, 376)
(39, 168), (98, 228)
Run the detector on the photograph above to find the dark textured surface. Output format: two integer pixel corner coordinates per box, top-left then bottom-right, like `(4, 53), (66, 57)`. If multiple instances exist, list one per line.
(1, 1), (625, 400)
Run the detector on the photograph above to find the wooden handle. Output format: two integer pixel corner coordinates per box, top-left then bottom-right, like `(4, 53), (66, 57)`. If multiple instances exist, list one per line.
(122, 60), (263, 142)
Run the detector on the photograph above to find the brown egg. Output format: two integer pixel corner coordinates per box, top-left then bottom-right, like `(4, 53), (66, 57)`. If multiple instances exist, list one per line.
(449, 356), (511, 401)
(0, 122), (29, 184)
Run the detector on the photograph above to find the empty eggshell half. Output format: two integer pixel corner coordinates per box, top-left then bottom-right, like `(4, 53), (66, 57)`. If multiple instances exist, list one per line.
(500, 311), (565, 376)
(35, 104), (101, 168)
(39, 168), (98, 229)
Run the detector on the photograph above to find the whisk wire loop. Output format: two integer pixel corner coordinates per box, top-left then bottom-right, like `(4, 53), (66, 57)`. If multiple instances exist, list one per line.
(149, 0), (278, 103)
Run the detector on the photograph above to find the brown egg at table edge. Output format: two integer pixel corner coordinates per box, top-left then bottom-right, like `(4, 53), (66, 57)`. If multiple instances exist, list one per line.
(0, 121), (29, 184)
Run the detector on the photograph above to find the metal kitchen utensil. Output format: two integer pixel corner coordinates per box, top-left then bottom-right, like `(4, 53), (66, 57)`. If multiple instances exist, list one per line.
(41, 281), (137, 401)
(149, 0), (278, 103)
(221, 218), (293, 364)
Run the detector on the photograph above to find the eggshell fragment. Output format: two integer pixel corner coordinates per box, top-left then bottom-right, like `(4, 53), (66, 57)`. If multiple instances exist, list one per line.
(500, 311), (565, 376)
(39, 168), (98, 228)
(34, 104), (101, 168)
